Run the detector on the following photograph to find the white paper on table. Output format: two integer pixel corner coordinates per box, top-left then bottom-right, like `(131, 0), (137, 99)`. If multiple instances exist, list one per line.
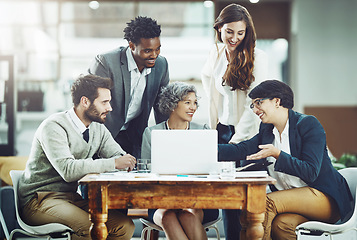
(235, 171), (268, 178)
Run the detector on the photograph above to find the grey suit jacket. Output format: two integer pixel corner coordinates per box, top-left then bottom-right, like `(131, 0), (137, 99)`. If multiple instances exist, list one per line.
(88, 46), (170, 149)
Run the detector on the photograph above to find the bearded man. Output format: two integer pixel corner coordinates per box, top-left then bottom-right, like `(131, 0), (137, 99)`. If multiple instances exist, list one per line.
(18, 74), (136, 240)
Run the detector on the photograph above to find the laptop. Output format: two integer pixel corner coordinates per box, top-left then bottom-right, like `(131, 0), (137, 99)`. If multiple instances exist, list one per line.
(151, 129), (218, 175)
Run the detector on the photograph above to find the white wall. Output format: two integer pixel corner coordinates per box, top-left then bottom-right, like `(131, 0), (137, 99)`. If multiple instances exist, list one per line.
(290, 0), (357, 112)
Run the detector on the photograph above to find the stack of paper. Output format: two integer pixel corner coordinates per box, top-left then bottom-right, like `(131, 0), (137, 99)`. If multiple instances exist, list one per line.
(235, 171), (268, 178)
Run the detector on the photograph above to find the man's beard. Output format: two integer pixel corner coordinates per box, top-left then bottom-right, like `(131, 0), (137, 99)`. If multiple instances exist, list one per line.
(85, 104), (107, 124)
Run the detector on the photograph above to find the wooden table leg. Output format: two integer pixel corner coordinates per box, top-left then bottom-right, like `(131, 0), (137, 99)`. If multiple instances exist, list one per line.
(245, 212), (265, 239)
(88, 184), (108, 240)
(240, 184), (267, 240)
(240, 210), (248, 240)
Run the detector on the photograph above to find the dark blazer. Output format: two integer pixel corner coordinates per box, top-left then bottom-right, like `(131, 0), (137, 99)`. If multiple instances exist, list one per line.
(88, 46), (170, 151)
(219, 109), (353, 220)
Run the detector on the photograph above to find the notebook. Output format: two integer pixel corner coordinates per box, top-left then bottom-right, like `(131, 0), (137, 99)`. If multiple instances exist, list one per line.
(151, 129), (218, 175)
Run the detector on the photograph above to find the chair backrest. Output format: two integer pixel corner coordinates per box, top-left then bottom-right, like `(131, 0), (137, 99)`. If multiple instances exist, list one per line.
(0, 186), (20, 240)
(9, 170), (29, 232)
(338, 167), (357, 222)
(9, 170), (72, 235)
(339, 168), (357, 200)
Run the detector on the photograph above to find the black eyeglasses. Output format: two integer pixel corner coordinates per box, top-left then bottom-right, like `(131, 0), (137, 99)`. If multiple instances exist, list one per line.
(250, 98), (270, 109)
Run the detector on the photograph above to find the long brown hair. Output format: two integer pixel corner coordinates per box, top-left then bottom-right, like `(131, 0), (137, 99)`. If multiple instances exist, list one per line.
(214, 4), (256, 91)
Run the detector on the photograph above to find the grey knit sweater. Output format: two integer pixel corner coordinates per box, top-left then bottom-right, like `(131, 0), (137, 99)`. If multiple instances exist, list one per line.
(18, 111), (125, 207)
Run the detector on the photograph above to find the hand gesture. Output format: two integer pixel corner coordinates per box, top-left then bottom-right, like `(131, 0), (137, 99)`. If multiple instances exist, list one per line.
(246, 144), (280, 160)
(115, 154), (136, 171)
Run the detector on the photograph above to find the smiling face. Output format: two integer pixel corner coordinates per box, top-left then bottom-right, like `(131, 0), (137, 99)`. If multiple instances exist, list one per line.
(251, 97), (279, 124)
(170, 92), (198, 123)
(219, 21), (247, 54)
(129, 37), (161, 72)
(84, 88), (112, 124)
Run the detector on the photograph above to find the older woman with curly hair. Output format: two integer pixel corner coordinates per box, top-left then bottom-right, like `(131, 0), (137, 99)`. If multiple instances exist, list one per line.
(141, 81), (218, 240)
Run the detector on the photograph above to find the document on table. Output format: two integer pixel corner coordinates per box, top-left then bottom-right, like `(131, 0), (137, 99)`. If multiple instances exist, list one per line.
(235, 171), (268, 178)
(91, 171), (158, 180)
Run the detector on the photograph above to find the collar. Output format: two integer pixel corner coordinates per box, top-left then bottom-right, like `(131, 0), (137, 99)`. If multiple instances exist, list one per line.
(126, 47), (151, 75)
(273, 119), (289, 139)
(68, 108), (89, 134)
(165, 120), (190, 130)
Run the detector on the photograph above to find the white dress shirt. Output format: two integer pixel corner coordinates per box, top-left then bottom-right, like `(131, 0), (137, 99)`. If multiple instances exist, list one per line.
(201, 44), (268, 144)
(267, 120), (307, 190)
(66, 108), (89, 135)
(122, 47), (151, 130)
(214, 50), (236, 126)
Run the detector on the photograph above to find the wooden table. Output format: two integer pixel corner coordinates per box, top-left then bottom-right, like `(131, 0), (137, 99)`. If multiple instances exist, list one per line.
(79, 173), (276, 240)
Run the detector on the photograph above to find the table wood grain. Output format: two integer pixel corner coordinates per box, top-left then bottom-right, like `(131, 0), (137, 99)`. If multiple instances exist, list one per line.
(79, 174), (276, 240)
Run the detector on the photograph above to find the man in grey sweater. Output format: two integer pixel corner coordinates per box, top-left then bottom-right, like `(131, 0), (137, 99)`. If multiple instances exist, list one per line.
(18, 74), (136, 240)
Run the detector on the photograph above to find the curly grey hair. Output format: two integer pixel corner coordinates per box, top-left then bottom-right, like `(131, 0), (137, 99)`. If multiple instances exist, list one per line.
(157, 82), (198, 116)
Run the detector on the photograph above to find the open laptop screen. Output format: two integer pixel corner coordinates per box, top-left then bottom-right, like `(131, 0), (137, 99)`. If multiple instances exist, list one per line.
(151, 129), (218, 175)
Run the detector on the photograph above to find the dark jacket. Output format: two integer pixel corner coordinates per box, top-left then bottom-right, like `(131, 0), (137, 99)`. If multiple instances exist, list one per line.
(219, 109), (353, 220)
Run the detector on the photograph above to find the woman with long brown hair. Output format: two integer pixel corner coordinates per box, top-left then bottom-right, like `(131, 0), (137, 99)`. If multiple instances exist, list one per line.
(201, 3), (268, 239)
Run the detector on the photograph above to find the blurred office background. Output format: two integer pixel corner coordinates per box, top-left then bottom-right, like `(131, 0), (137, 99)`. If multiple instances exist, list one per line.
(0, 0), (356, 238)
(0, 0), (356, 160)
